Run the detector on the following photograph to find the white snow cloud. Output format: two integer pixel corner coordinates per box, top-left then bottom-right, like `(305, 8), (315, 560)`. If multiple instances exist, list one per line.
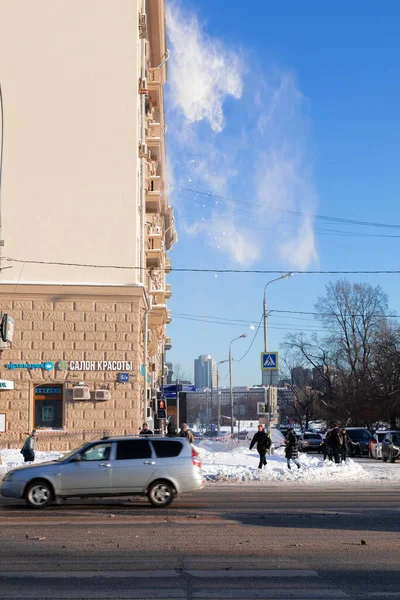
(166, 5), (318, 269)
(166, 4), (243, 132)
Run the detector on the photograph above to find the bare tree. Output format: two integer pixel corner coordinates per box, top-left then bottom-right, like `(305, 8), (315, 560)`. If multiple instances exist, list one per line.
(173, 363), (189, 382)
(282, 280), (391, 425)
(279, 348), (322, 429)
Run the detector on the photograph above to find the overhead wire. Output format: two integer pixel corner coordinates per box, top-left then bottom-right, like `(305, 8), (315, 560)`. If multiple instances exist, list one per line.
(4, 257), (400, 275)
(169, 185), (400, 230)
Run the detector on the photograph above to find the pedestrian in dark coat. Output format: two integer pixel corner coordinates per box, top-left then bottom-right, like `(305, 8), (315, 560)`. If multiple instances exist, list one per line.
(139, 423), (153, 435)
(21, 430), (38, 462)
(326, 423), (343, 464)
(166, 422), (179, 437)
(249, 425), (271, 469)
(285, 429), (300, 469)
(340, 428), (352, 461)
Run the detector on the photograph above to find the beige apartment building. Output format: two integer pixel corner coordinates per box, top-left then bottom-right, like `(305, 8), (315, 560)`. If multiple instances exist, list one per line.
(0, 0), (174, 450)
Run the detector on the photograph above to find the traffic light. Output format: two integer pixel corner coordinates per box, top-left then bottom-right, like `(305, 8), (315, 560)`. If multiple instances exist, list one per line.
(157, 398), (167, 419)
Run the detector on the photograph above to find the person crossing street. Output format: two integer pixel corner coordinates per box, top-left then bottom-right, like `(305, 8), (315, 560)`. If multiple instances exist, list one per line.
(249, 424), (271, 469)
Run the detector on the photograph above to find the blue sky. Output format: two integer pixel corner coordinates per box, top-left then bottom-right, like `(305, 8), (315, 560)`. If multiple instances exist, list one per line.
(164, 0), (400, 385)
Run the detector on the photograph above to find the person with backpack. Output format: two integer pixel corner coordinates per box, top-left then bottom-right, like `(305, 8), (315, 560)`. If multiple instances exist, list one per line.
(326, 423), (343, 463)
(285, 428), (301, 470)
(249, 424), (271, 469)
(20, 430), (38, 462)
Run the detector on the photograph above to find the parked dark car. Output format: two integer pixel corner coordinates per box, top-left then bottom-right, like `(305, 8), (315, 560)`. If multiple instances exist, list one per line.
(298, 432), (323, 453)
(382, 431), (400, 463)
(345, 428), (372, 456)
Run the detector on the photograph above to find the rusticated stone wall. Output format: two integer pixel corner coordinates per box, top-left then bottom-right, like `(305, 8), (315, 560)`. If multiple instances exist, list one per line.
(0, 285), (147, 450)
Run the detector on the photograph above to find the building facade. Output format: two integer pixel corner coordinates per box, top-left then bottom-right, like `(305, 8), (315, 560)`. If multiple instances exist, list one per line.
(0, 0), (174, 450)
(194, 355), (216, 390)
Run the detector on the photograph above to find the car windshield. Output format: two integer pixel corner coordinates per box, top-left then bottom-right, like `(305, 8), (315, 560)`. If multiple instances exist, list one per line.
(57, 443), (89, 461)
(304, 434), (321, 440)
(376, 433), (386, 442)
(391, 434), (400, 444)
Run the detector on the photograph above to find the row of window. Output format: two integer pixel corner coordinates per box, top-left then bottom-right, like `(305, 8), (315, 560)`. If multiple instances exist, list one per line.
(80, 439), (183, 462)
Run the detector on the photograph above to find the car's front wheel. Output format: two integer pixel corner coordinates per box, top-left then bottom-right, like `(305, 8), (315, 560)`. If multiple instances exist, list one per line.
(147, 480), (174, 508)
(25, 480), (54, 509)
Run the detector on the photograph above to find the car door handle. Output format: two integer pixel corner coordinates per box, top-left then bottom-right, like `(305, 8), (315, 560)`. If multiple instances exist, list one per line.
(144, 460), (155, 465)
(99, 463), (111, 468)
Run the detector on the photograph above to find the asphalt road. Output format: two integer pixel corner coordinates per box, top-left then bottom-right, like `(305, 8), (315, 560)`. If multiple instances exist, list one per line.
(0, 484), (399, 599)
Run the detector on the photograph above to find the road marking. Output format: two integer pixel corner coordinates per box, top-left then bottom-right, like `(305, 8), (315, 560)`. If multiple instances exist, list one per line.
(0, 570), (180, 579)
(0, 568), (317, 580)
(186, 570), (318, 578)
(193, 591), (349, 599)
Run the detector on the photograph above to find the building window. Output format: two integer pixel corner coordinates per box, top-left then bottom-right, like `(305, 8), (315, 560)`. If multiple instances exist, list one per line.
(34, 385), (63, 429)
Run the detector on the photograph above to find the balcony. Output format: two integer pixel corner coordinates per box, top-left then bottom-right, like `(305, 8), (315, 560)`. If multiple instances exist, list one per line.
(147, 122), (162, 147)
(165, 258), (171, 273)
(164, 336), (172, 351)
(148, 68), (164, 89)
(166, 310), (172, 324)
(165, 283), (172, 299)
(149, 304), (168, 326)
(146, 190), (161, 214)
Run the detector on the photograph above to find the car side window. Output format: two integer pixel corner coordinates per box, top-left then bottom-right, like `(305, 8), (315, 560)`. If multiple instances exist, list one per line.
(151, 440), (183, 458)
(81, 443), (112, 461)
(116, 440), (152, 460)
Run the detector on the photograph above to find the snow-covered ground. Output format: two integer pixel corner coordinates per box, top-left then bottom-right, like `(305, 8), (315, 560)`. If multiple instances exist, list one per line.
(196, 440), (400, 485)
(0, 441), (399, 486)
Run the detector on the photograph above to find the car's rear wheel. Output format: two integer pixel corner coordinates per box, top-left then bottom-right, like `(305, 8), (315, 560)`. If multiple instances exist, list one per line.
(25, 480), (53, 509)
(147, 481), (174, 508)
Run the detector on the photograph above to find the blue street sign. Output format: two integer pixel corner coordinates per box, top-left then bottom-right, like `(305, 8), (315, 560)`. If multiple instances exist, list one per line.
(261, 352), (279, 370)
(118, 373), (130, 383)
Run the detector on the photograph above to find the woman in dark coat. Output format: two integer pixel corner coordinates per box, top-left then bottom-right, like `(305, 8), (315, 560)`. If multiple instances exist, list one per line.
(285, 429), (301, 470)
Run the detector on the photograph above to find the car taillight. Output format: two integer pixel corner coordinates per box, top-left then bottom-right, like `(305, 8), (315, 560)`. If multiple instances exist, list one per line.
(192, 447), (201, 468)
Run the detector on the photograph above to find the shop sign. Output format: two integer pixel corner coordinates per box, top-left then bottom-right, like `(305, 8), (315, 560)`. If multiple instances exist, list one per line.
(65, 361), (133, 371)
(0, 380), (14, 390)
(5, 361), (53, 371)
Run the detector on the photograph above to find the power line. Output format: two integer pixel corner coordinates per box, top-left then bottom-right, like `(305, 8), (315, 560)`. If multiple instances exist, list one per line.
(170, 185), (400, 230)
(4, 257), (400, 276)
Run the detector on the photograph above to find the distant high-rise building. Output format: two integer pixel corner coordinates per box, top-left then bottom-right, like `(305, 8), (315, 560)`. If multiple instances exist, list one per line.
(194, 355), (216, 390)
(291, 367), (312, 388)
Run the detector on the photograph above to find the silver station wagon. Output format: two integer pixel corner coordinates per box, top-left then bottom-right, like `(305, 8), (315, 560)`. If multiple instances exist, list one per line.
(1, 436), (204, 509)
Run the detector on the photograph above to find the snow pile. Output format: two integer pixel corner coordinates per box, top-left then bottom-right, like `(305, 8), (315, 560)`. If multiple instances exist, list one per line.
(0, 449), (63, 478)
(196, 440), (370, 485)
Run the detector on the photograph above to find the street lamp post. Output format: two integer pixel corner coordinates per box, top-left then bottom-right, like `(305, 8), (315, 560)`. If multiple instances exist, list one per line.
(262, 273), (293, 435)
(263, 273), (293, 353)
(216, 359), (228, 436)
(229, 334), (247, 438)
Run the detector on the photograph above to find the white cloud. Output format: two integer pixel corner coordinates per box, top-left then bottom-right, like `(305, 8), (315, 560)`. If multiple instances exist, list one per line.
(166, 5), (318, 270)
(166, 4), (243, 132)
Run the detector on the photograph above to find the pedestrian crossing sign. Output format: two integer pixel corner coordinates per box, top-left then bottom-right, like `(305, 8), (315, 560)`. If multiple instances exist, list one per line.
(261, 352), (278, 370)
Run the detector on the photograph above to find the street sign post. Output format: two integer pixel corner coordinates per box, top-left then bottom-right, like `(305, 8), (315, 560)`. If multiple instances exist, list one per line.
(261, 352), (278, 370)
